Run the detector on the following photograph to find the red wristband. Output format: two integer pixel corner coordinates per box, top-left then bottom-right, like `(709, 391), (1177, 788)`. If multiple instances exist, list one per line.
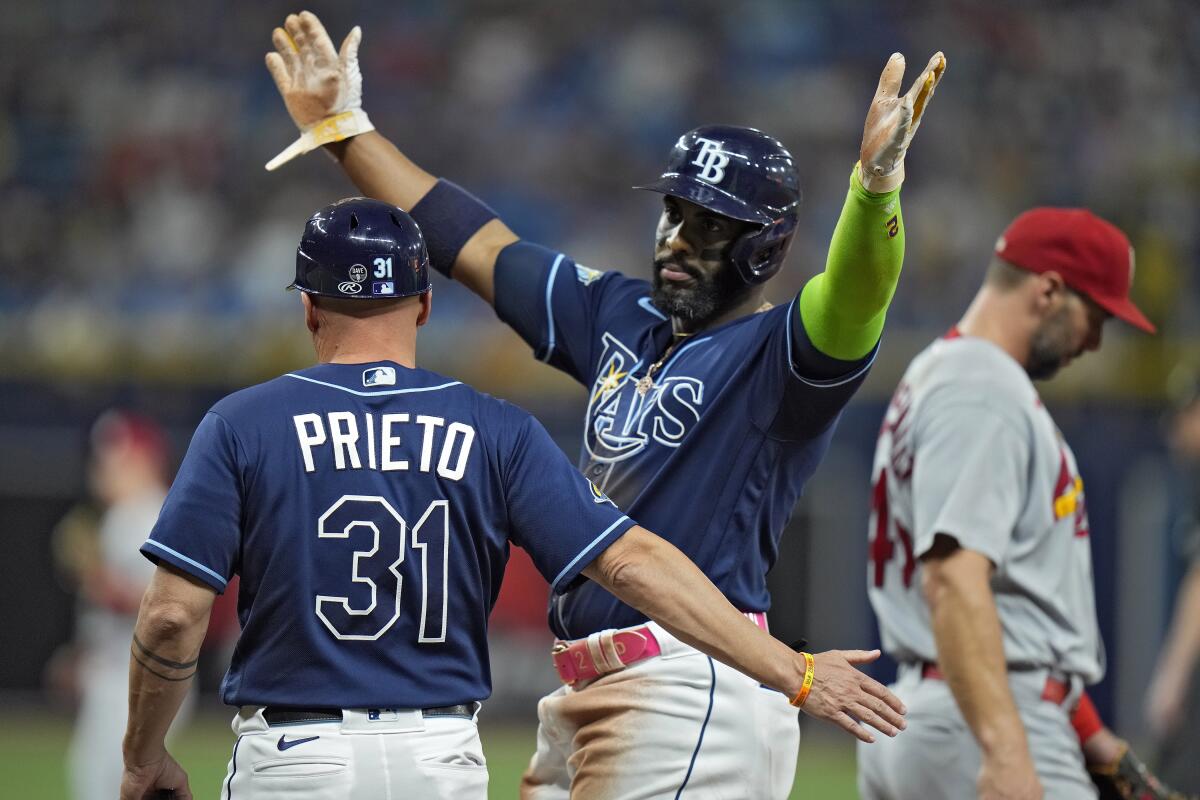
(1071, 691), (1104, 744)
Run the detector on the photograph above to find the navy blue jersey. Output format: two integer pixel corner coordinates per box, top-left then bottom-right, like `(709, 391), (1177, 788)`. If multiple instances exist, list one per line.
(494, 241), (875, 639)
(142, 361), (633, 709)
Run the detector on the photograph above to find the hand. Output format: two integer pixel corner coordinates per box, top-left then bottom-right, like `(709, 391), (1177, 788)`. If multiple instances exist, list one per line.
(798, 649), (907, 743)
(120, 752), (192, 800)
(859, 51), (946, 193)
(978, 751), (1043, 800)
(263, 11), (373, 170)
(1089, 742), (1197, 800)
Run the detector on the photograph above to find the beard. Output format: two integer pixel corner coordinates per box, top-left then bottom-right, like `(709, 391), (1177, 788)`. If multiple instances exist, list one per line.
(1025, 305), (1078, 380)
(650, 257), (749, 325)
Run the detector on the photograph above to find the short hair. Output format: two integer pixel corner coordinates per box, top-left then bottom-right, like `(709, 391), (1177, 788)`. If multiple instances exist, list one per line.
(309, 293), (408, 317)
(983, 257), (1034, 291)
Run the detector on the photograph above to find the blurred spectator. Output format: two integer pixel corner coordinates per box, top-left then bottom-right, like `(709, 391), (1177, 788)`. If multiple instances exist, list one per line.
(1144, 371), (1200, 792)
(47, 410), (193, 800)
(0, 1), (1194, 387)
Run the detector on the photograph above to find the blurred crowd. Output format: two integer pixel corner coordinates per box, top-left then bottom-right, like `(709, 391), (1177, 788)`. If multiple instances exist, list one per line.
(1, 0), (1197, 391)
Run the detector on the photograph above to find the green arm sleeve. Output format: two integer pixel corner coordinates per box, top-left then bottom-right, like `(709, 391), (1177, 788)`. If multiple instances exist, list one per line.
(797, 164), (905, 361)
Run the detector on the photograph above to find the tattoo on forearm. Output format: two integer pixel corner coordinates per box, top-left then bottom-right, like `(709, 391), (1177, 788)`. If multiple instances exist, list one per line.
(131, 635), (199, 682)
(133, 635), (199, 669)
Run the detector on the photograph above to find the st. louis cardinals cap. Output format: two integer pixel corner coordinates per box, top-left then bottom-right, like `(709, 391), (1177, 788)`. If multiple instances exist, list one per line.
(994, 207), (1155, 333)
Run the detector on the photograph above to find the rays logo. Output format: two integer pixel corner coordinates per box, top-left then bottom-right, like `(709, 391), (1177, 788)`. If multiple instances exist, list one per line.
(589, 480), (616, 507)
(691, 138), (730, 184)
(585, 332), (704, 463)
(575, 265), (603, 285)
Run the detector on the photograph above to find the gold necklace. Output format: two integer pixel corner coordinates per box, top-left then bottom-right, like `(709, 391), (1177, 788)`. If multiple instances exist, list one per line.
(633, 303), (770, 396)
(636, 332), (692, 396)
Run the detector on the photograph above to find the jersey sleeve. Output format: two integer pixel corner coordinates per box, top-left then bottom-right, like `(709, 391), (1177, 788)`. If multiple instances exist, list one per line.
(140, 411), (244, 593)
(492, 240), (639, 385)
(754, 298), (877, 440)
(910, 391), (1031, 565)
(500, 408), (635, 594)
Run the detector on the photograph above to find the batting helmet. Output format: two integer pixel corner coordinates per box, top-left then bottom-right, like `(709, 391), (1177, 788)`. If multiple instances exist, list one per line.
(635, 125), (802, 285)
(290, 198), (431, 299)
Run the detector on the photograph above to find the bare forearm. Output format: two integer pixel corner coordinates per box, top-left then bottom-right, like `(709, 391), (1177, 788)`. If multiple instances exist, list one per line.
(123, 576), (213, 765)
(583, 527), (802, 695)
(325, 131), (438, 211)
(1158, 563), (1200, 678)
(926, 563), (1028, 758)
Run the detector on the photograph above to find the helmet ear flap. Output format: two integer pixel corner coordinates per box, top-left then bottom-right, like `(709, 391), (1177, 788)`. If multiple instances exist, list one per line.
(729, 213), (798, 285)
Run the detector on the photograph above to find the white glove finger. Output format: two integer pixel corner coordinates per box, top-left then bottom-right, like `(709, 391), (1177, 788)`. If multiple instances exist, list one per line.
(264, 52), (292, 94)
(299, 11), (340, 69)
(285, 13), (316, 70)
(875, 52), (905, 99)
(905, 52), (946, 126)
(271, 26), (300, 76)
(339, 25), (362, 67)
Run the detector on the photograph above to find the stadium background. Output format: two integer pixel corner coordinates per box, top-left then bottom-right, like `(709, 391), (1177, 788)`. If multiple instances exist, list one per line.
(1, 0), (1197, 796)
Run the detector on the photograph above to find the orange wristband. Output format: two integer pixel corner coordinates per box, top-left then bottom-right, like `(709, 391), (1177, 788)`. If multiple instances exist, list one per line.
(790, 652), (816, 707)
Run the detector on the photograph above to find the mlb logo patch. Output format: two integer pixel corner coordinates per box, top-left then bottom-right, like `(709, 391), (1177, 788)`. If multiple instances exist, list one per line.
(363, 366), (396, 387)
(373, 281), (395, 296)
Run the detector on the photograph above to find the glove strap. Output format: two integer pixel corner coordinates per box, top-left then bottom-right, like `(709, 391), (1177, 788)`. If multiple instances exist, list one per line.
(859, 160), (905, 194)
(266, 109), (375, 171)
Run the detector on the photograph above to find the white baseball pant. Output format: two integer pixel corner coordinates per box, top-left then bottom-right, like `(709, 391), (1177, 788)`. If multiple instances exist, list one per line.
(221, 705), (487, 799)
(856, 663), (1097, 800)
(521, 619), (800, 799)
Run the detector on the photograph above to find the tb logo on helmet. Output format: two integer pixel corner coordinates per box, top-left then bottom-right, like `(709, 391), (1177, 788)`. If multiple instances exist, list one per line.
(691, 138), (730, 184)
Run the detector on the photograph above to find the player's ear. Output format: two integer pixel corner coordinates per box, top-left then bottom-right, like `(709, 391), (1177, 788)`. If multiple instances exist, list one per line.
(301, 292), (320, 334)
(1034, 271), (1066, 313)
(416, 288), (432, 328)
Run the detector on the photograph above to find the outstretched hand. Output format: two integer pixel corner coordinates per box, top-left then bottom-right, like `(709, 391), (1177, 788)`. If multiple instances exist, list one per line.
(859, 51), (947, 193)
(799, 648), (907, 743)
(263, 11), (374, 171)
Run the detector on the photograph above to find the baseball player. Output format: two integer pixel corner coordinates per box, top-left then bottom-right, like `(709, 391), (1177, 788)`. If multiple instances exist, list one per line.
(1144, 385), (1200, 792)
(856, 208), (1177, 800)
(51, 411), (194, 800)
(119, 199), (906, 800)
(263, 11), (943, 798)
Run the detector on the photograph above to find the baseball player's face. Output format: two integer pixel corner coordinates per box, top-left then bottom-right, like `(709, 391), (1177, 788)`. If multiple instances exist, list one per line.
(1026, 290), (1108, 379)
(651, 196), (754, 323)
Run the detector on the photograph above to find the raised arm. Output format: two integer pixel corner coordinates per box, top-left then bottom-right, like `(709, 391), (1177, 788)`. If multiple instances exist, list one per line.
(584, 524), (907, 744)
(796, 52), (945, 364)
(265, 11), (517, 302)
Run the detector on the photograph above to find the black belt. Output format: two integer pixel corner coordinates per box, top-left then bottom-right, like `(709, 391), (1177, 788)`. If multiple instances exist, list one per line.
(263, 704), (475, 725)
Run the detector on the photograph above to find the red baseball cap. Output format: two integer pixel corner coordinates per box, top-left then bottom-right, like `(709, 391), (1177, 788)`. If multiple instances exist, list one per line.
(994, 207), (1155, 333)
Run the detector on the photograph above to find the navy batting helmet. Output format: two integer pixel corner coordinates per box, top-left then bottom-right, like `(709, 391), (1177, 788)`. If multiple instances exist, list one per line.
(290, 198), (431, 299)
(635, 125), (802, 285)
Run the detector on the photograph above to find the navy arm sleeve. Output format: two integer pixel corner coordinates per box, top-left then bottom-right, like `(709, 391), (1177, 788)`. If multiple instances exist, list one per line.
(501, 408), (635, 594)
(140, 411), (243, 593)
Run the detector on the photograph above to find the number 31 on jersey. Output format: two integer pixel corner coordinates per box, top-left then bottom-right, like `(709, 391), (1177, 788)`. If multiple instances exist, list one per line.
(314, 495), (448, 643)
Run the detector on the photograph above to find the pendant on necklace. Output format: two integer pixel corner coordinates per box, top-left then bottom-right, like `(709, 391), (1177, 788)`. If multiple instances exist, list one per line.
(636, 375), (654, 396)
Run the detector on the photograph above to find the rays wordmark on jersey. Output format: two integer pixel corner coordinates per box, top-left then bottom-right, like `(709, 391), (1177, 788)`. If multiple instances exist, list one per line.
(585, 332), (705, 463)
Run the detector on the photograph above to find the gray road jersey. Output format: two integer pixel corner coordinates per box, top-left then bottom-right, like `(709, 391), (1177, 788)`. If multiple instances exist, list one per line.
(867, 334), (1104, 683)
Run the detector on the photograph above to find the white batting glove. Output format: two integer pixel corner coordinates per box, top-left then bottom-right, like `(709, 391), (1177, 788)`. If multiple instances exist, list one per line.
(263, 11), (373, 171)
(858, 51), (946, 193)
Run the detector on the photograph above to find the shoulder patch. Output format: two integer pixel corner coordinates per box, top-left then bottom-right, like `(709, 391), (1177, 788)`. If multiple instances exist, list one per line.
(589, 480), (616, 507)
(575, 264), (603, 285)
